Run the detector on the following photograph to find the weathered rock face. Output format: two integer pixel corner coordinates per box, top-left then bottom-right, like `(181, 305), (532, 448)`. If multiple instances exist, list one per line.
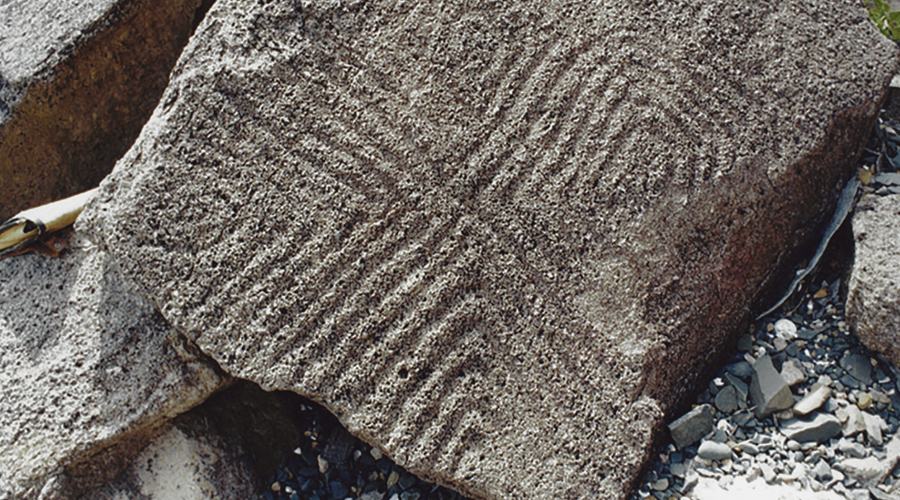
(847, 193), (900, 367)
(0, 0), (210, 221)
(79, 1), (897, 498)
(0, 233), (227, 500)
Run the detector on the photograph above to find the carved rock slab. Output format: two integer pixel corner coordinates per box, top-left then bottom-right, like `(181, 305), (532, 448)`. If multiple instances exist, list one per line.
(80, 1), (897, 498)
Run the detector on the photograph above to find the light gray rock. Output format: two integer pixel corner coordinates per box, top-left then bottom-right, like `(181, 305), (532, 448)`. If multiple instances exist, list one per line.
(750, 355), (795, 418)
(669, 404), (715, 450)
(838, 438), (869, 459)
(837, 405), (868, 437)
(726, 362), (754, 381)
(779, 413), (841, 444)
(697, 441), (733, 461)
(774, 319), (798, 340)
(738, 441), (759, 455)
(724, 373), (749, 405)
(76, 0), (897, 498)
(794, 383), (831, 416)
(847, 194), (900, 369)
(836, 433), (900, 487)
(0, 0), (207, 220)
(864, 412), (888, 446)
(781, 359), (807, 387)
(813, 460), (833, 481)
(0, 233), (227, 500)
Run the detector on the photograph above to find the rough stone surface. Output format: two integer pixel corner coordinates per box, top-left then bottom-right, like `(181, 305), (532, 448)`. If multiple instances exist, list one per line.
(0, 0), (208, 220)
(78, 1), (897, 498)
(0, 233), (227, 500)
(779, 414), (841, 444)
(750, 355), (794, 418)
(669, 405), (714, 450)
(847, 194), (900, 368)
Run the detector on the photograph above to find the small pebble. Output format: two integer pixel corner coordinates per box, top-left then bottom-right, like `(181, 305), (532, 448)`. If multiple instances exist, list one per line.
(857, 392), (873, 410)
(697, 441), (732, 461)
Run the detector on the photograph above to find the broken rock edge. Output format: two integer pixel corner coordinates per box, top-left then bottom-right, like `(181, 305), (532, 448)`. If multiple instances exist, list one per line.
(638, 89), (892, 495)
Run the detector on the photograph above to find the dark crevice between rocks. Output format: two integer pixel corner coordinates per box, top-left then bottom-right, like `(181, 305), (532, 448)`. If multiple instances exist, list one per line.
(191, 0), (218, 35)
(259, 390), (471, 500)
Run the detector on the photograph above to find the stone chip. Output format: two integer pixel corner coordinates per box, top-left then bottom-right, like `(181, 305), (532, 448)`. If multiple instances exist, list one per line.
(750, 355), (794, 419)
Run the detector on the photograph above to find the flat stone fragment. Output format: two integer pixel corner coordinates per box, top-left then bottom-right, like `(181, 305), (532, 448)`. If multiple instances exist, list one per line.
(0, 0), (207, 220)
(794, 383), (832, 416)
(669, 405), (714, 450)
(77, 0), (898, 498)
(750, 355), (795, 419)
(0, 234), (227, 500)
(837, 405), (868, 437)
(779, 414), (841, 444)
(847, 195), (900, 368)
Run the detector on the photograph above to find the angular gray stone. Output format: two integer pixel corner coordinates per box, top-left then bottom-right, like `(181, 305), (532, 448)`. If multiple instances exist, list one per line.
(0, 233), (227, 500)
(838, 438), (869, 459)
(793, 383), (831, 416)
(840, 353), (873, 386)
(669, 404), (714, 450)
(724, 373), (749, 405)
(697, 441), (733, 461)
(714, 386), (739, 414)
(847, 195), (900, 369)
(0, 0), (207, 221)
(77, 0), (897, 498)
(750, 355), (794, 418)
(779, 413), (841, 444)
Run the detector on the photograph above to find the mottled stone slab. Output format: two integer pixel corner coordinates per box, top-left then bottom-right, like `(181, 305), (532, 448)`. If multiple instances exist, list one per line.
(847, 194), (900, 368)
(0, 233), (227, 500)
(79, 1), (897, 498)
(0, 0), (207, 220)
